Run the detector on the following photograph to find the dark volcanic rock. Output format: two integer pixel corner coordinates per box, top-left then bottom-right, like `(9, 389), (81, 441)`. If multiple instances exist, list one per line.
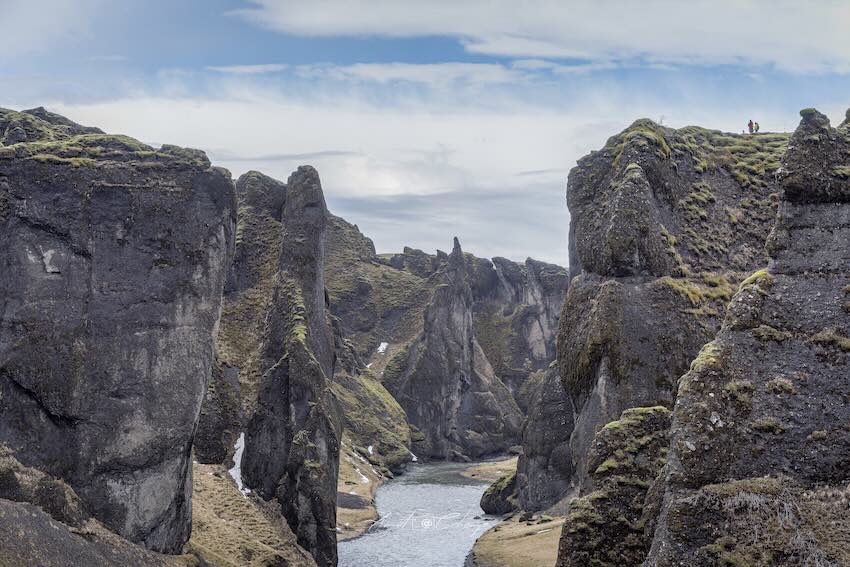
(516, 364), (574, 511)
(557, 118), (788, 496)
(221, 168), (341, 567)
(383, 239), (523, 459)
(556, 406), (670, 567)
(324, 215), (566, 464)
(0, 108), (236, 553)
(0, 446), (186, 567)
(473, 256), (568, 398)
(644, 109), (850, 566)
(194, 359), (242, 465)
(480, 471), (519, 515)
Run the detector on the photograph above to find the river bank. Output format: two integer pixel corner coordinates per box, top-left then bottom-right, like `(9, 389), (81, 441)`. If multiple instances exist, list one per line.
(337, 457), (517, 566)
(337, 450), (518, 542)
(466, 514), (564, 567)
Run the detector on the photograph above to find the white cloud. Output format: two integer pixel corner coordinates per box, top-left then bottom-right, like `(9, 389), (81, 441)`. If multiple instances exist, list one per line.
(295, 62), (525, 87)
(1, 0), (106, 58)
(233, 0), (850, 74)
(206, 64), (288, 74)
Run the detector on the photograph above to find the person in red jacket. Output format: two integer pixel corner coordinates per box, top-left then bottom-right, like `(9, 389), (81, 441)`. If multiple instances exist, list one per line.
(748, 119), (754, 134)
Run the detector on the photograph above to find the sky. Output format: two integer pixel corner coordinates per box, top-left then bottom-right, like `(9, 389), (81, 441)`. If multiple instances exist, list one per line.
(2, 1), (850, 265)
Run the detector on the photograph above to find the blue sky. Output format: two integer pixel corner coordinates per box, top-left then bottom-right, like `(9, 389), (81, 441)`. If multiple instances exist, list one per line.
(3, 0), (850, 265)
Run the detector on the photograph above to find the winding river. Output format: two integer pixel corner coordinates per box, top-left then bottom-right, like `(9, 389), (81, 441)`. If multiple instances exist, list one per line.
(338, 461), (499, 567)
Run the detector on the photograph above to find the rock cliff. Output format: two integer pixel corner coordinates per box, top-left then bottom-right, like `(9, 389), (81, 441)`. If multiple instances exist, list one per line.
(208, 168), (342, 567)
(0, 107), (235, 554)
(515, 363), (574, 511)
(382, 238), (523, 459)
(324, 217), (567, 462)
(555, 406), (670, 567)
(557, 118), (788, 500)
(644, 109), (850, 566)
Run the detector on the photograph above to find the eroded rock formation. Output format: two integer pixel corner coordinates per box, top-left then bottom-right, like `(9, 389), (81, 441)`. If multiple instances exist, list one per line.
(555, 406), (670, 567)
(208, 168), (342, 567)
(644, 109), (850, 566)
(557, 118), (787, 499)
(324, 217), (567, 463)
(0, 107), (236, 554)
(516, 364), (574, 511)
(382, 239), (523, 459)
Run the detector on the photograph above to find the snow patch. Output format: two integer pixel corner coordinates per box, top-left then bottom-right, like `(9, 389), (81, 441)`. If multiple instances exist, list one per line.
(367, 445), (374, 455)
(228, 433), (251, 495)
(40, 248), (60, 274)
(377, 342), (389, 354)
(409, 450), (418, 463)
(354, 466), (369, 484)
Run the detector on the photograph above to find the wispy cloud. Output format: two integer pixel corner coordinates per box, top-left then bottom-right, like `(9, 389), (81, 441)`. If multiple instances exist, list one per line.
(233, 0), (850, 74)
(295, 62), (527, 87)
(206, 64), (288, 74)
(1, 0), (107, 59)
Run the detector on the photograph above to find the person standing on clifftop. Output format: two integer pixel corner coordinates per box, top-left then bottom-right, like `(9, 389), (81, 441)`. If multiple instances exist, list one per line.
(755, 122), (760, 133)
(748, 119), (754, 134)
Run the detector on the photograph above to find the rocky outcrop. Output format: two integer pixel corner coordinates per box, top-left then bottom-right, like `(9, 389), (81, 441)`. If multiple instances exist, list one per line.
(516, 364), (574, 511)
(324, 217), (566, 463)
(555, 406), (670, 567)
(194, 359), (242, 465)
(473, 257), (568, 399)
(480, 471), (519, 515)
(557, 119), (788, 497)
(644, 109), (850, 566)
(0, 446), (194, 567)
(0, 108), (236, 553)
(211, 169), (341, 567)
(383, 239), (523, 459)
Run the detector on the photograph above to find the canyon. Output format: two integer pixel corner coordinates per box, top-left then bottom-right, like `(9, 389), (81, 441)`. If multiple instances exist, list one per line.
(2, 104), (849, 567)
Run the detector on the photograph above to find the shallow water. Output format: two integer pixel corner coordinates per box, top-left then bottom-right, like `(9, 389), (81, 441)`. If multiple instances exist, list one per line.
(338, 461), (500, 567)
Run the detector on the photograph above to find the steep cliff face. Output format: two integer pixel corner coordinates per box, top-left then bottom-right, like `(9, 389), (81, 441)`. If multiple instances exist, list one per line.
(557, 119), (788, 496)
(644, 109), (850, 566)
(383, 239), (523, 459)
(210, 168), (341, 567)
(555, 406), (670, 567)
(473, 257), (568, 399)
(323, 216), (422, 471)
(0, 108), (236, 553)
(324, 217), (567, 462)
(516, 364), (574, 511)
(0, 446), (194, 567)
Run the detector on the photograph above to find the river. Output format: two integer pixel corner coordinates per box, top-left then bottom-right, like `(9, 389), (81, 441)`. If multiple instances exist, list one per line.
(338, 461), (500, 567)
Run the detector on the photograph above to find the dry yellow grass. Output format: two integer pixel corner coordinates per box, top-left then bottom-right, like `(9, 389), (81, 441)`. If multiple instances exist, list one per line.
(336, 439), (386, 541)
(471, 515), (564, 567)
(461, 457), (518, 483)
(188, 462), (316, 567)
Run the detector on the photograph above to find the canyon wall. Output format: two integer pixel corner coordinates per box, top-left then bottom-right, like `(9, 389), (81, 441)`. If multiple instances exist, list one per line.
(0, 108), (235, 558)
(555, 117), (787, 501)
(205, 168), (342, 567)
(645, 108), (850, 566)
(324, 217), (567, 463)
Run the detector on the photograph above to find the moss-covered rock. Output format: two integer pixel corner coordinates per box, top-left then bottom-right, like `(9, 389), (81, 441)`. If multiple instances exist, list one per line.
(556, 406), (671, 567)
(558, 117), (787, 502)
(480, 471), (519, 515)
(210, 168), (341, 567)
(325, 215), (567, 462)
(645, 109), (850, 566)
(331, 369), (411, 473)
